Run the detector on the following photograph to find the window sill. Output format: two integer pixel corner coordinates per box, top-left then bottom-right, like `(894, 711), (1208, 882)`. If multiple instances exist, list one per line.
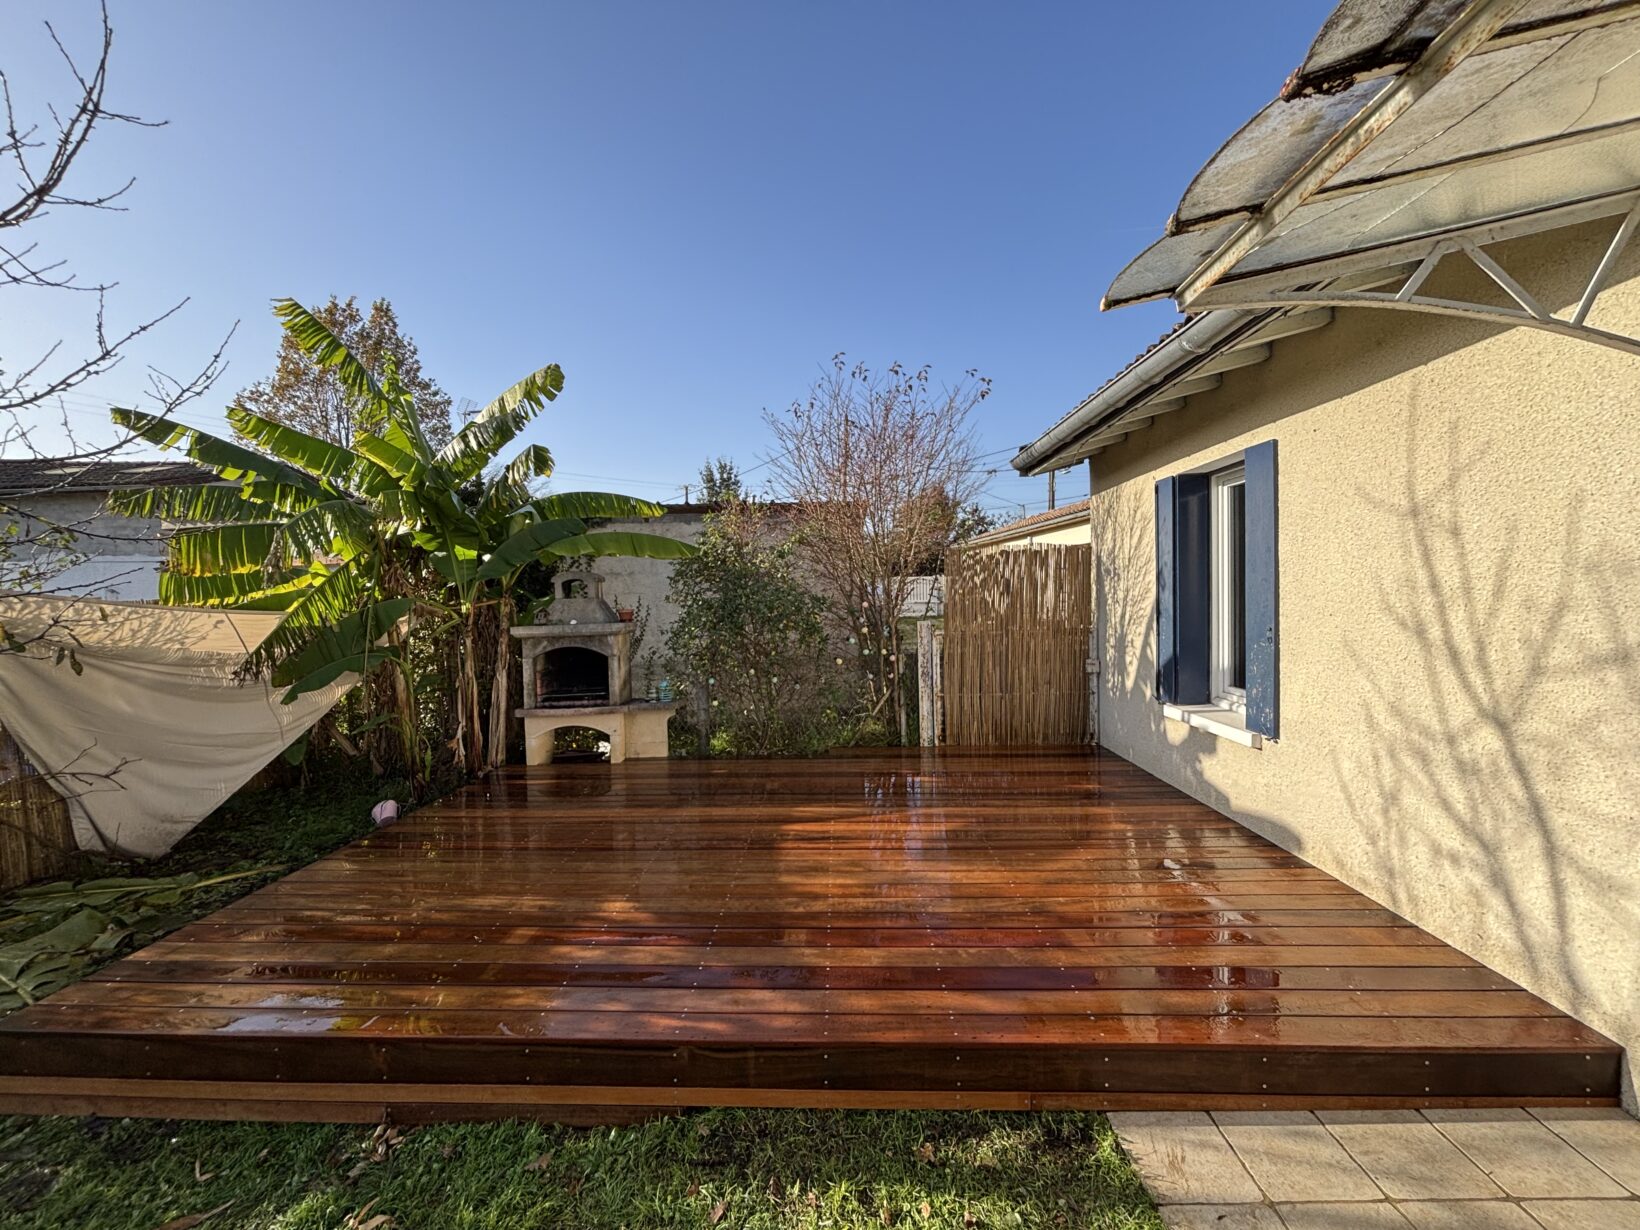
(1161, 703), (1263, 749)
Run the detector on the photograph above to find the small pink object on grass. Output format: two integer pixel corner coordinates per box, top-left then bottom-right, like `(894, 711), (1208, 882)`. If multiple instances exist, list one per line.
(371, 800), (400, 827)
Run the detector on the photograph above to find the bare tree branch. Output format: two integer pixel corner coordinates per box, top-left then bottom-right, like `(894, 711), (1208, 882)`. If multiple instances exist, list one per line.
(764, 355), (990, 741)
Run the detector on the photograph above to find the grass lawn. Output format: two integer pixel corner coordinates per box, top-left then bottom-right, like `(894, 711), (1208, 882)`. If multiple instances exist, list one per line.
(0, 1109), (1161, 1229)
(0, 772), (1162, 1230)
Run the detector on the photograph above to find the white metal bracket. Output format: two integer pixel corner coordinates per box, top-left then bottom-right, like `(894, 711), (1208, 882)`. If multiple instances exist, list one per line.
(1195, 198), (1640, 359)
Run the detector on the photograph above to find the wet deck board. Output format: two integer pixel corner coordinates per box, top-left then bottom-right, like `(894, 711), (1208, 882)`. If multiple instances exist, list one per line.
(0, 748), (1620, 1121)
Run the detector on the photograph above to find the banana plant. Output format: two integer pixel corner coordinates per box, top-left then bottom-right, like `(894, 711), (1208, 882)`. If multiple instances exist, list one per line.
(110, 298), (694, 778)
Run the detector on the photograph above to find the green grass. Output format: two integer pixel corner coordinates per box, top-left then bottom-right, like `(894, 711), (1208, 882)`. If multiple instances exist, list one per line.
(0, 1108), (1161, 1229)
(0, 770), (1160, 1230)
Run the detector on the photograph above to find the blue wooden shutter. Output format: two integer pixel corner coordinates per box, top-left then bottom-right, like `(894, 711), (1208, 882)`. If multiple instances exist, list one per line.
(1155, 478), (1178, 702)
(1173, 474), (1212, 704)
(1244, 440), (1279, 737)
(1155, 475), (1212, 705)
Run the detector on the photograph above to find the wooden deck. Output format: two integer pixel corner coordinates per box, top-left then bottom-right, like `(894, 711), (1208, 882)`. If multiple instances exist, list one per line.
(0, 749), (1620, 1122)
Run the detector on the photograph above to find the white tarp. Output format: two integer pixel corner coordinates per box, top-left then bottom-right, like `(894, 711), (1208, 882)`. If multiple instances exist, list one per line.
(0, 593), (352, 858)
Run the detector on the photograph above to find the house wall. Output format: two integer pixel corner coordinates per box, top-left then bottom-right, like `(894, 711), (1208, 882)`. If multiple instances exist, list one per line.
(4, 492), (169, 600)
(1088, 220), (1640, 1109)
(977, 521), (1091, 551)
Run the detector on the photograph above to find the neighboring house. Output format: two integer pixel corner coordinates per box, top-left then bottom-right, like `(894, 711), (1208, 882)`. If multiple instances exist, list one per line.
(1013, 0), (1640, 1108)
(899, 575), (944, 620)
(966, 498), (1091, 552)
(0, 460), (216, 601)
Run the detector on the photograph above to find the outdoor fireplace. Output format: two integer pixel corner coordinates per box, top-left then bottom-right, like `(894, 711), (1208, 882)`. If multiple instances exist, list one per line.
(510, 567), (677, 765)
(537, 645), (611, 707)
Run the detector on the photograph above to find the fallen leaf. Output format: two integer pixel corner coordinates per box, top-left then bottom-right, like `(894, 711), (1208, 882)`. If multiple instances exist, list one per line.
(343, 1197), (395, 1230)
(920, 1201), (932, 1218)
(686, 1181), (700, 1197)
(193, 1159), (214, 1183)
(523, 1152), (554, 1172)
(152, 1201), (232, 1230)
(880, 1205), (895, 1226)
(963, 1214), (977, 1227)
(914, 1141), (935, 1164)
(709, 1197), (728, 1224)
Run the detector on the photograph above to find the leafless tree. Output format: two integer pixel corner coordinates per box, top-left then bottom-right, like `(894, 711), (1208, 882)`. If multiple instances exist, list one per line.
(0, 3), (233, 589)
(764, 355), (989, 741)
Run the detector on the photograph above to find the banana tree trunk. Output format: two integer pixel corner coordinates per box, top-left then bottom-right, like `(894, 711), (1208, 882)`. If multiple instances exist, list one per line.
(486, 595), (514, 770)
(458, 610), (486, 777)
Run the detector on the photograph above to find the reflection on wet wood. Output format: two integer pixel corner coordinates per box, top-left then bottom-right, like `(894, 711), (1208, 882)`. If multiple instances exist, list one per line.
(0, 748), (1620, 1121)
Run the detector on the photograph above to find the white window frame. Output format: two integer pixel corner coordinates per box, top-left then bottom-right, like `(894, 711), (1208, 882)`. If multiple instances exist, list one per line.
(1210, 464), (1247, 714)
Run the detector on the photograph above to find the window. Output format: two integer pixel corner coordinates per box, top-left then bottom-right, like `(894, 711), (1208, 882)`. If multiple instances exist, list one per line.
(1155, 440), (1279, 740)
(1210, 465), (1247, 714)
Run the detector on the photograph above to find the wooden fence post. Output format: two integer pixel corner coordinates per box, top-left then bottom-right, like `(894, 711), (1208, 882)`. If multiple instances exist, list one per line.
(916, 619), (938, 747)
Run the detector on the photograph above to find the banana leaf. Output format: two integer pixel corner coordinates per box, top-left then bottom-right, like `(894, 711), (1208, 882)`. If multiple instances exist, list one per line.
(272, 298), (387, 410)
(436, 364), (564, 481)
(281, 646), (402, 702)
(111, 408), (325, 496)
(475, 518), (587, 580)
(167, 521), (284, 576)
(540, 530), (698, 562)
(533, 491), (666, 521)
(227, 406), (398, 496)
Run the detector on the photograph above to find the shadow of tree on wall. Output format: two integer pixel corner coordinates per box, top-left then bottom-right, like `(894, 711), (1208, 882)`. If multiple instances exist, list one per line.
(1333, 398), (1640, 1061)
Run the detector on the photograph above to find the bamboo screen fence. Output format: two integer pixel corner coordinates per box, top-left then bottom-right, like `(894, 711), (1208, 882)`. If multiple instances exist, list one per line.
(0, 724), (76, 891)
(942, 544), (1093, 746)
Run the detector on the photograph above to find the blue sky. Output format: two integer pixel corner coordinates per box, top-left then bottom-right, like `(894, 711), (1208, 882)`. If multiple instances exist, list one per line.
(5, 1), (1330, 521)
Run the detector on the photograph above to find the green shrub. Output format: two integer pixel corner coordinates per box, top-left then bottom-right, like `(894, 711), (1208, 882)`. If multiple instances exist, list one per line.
(665, 504), (853, 756)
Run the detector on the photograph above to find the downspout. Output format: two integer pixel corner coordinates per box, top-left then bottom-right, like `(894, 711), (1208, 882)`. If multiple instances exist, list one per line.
(1087, 456), (1100, 749)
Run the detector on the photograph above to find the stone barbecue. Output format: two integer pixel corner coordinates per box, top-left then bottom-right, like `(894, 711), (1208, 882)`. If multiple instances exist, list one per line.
(511, 567), (676, 764)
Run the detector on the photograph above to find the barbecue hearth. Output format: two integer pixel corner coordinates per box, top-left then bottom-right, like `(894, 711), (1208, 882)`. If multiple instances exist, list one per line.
(511, 567), (676, 764)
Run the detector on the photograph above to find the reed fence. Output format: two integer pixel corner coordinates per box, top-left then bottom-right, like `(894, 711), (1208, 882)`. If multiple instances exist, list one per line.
(0, 723), (77, 891)
(942, 544), (1092, 746)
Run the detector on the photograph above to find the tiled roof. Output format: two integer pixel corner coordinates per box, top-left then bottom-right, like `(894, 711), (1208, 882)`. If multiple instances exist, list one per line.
(0, 459), (216, 497)
(971, 496), (1092, 544)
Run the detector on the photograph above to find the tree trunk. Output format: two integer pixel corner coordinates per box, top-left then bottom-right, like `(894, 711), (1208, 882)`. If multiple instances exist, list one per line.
(459, 611), (485, 777)
(486, 596), (514, 770)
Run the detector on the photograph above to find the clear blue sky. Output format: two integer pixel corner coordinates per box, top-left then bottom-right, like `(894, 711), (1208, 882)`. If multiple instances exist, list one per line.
(5, 1), (1330, 521)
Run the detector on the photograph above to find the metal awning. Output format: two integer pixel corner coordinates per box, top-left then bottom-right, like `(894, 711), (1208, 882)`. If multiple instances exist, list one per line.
(1111, 0), (1640, 332)
(1017, 0), (1640, 476)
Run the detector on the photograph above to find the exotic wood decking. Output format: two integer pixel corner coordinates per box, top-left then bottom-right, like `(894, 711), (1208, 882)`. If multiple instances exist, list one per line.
(0, 749), (1620, 1122)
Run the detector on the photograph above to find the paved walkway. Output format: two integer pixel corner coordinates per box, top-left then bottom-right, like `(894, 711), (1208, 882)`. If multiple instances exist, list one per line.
(1109, 1108), (1640, 1228)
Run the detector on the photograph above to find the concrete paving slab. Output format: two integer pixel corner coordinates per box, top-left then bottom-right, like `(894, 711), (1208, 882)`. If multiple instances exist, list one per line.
(1422, 1109), (1628, 1199)
(1107, 1111), (1263, 1205)
(1529, 1108), (1640, 1194)
(1275, 1202), (1411, 1228)
(1521, 1199), (1640, 1229)
(1158, 1205), (1285, 1230)
(1317, 1110), (1504, 1199)
(1213, 1111), (1382, 1202)
(1397, 1201), (1542, 1229)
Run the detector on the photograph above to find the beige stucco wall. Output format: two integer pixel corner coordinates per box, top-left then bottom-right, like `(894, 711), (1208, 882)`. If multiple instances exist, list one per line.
(1088, 220), (1640, 1109)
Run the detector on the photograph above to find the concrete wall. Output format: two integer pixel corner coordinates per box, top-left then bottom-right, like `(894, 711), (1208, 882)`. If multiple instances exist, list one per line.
(594, 511), (709, 692)
(4, 492), (168, 600)
(1087, 220), (1640, 1108)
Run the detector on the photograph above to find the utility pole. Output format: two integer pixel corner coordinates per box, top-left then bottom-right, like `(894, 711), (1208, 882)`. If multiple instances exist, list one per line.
(1047, 469), (1056, 511)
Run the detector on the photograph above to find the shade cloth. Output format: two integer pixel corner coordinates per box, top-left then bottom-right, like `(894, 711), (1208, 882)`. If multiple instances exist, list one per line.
(0, 592), (352, 858)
